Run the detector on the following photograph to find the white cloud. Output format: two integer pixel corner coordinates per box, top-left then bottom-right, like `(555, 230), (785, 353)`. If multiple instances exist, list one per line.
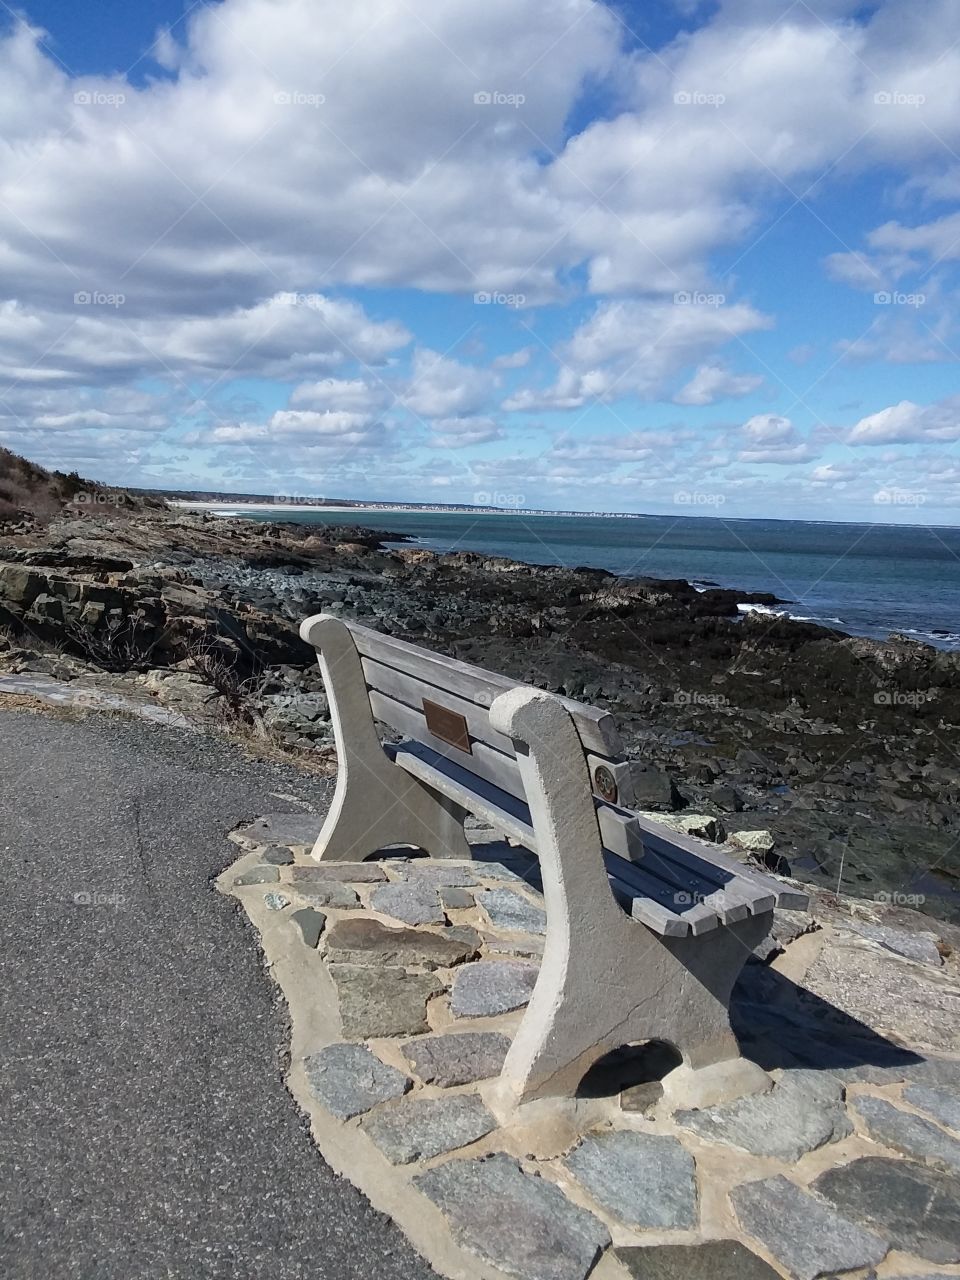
(429, 417), (505, 447)
(848, 396), (960, 444)
(736, 413), (815, 463)
(402, 348), (495, 419)
(673, 363), (763, 405)
(505, 299), (772, 410)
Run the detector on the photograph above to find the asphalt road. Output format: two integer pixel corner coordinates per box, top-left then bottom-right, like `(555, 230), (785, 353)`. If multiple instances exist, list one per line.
(0, 707), (438, 1280)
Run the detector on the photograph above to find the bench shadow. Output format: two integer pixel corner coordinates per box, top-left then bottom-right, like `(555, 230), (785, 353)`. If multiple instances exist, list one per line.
(730, 959), (923, 1075)
(395, 841), (922, 1083)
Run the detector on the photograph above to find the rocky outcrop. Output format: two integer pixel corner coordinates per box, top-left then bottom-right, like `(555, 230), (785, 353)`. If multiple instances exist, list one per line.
(3, 503), (960, 922)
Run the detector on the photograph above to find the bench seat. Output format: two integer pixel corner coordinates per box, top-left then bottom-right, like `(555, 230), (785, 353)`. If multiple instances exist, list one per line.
(389, 740), (800, 937)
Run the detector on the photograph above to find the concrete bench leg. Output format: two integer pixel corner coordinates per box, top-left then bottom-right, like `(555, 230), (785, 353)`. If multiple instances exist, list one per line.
(489, 688), (770, 1108)
(301, 615), (471, 863)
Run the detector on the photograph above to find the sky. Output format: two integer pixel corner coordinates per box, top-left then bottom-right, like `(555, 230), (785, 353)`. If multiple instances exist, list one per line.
(2, 0), (960, 522)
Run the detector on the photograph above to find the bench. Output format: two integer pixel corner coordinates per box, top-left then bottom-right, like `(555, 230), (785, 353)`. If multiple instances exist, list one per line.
(300, 613), (808, 1108)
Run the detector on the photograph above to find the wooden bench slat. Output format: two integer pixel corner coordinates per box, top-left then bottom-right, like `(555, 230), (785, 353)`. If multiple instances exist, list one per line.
(348, 620), (623, 758)
(626, 812), (806, 912)
(391, 742), (692, 938)
(597, 807), (763, 927)
(362, 656), (519, 757)
(370, 690), (527, 799)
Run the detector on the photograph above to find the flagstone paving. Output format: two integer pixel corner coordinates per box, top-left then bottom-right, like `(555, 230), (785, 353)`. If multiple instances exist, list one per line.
(225, 818), (960, 1280)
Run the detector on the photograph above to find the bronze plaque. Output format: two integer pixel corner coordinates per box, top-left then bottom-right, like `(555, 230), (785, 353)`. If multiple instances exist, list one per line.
(423, 699), (472, 754)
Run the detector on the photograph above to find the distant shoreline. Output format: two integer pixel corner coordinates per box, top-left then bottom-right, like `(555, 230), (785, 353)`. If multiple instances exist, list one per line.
(170, 501), (574, 517)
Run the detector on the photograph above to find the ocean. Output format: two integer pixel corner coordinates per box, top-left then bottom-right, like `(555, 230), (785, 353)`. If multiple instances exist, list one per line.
(230, 508), (960, 651)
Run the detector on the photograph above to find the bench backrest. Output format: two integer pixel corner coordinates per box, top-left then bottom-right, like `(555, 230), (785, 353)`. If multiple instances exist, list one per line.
(327, 618), (638, 808)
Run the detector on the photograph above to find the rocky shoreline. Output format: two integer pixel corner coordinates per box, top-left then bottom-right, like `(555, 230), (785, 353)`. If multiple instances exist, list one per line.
(1, 501), (958, 922)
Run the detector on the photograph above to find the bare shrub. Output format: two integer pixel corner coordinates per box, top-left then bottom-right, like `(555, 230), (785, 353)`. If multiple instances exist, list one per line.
(62, 614), (159, 673)
(186, 636), (268, 734)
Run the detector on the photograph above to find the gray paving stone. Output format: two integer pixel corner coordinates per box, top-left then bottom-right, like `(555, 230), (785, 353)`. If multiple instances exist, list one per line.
(303, 1043), (412, 1119)
(324, 918), (479, 969)
(290, 907), (326, 948)
(287, 862), (386, 884)
(677, 1070), (851, 1161)
(401, 1031), (512, 1087)
(329, 964), (442, 1039)
(845, 922), (944, 967)
(905, 1085), (960, 1133)
(565, 1131), (697, 1230)
(813, 1156), (960, 1263)
(261, 845), (295, 865)
(236, 813), (323, 847)
(615, 1240), (781, 1280)
(833, 1056), (960, 1088)
(450, 961), (539, 1018)
(395, 861), (479, 887)
(475, 860), (530, 883)
(484, 935), (545, 958)
(445, 925), (484, 949)
(370, 881), (446, 926)
(439, 886), (474, 909)
(290, 882), (360, 910)
(477, 888), (547, 935)
(415, 1153), (611, 1280)
(263, 891), (291, 911)
(851, 1094), (960, 1174)
(233, 865), (279, 886)
(362, 1094), (496, 1164)
(730, 1175), (888, 1280)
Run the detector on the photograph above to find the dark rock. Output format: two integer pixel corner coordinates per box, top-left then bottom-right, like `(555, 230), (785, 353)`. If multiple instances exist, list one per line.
(288, 862), (386, 884)
(450, 961), (539, 1018)
(813, 1156), (960, 1263)
(290, 907), (326, 948)
(261, 845), (295, 865)
(615, 1240), (780, 1280)
(324, 918), (479, 969)
(328, 964), (442, 1038)
(401, 1031), (512, 1086)
(290, 882), (360, 909)
(730, 1174), (888, 1280)
(439, 886), (474, 909)
(905, 1085), (960, 1133)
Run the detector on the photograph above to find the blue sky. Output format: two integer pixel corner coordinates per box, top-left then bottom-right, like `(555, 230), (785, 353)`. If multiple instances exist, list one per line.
(2, 0), (960, 521)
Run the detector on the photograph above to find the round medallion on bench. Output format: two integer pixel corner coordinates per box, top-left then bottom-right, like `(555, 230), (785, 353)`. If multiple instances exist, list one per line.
(593, 764), (618, 804)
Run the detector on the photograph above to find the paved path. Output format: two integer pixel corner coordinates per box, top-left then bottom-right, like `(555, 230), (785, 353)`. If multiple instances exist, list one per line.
(0, 706), (437, 1280)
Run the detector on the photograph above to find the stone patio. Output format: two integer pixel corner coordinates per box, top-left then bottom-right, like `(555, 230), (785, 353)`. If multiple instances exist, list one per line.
(223, 813), (960, 1280)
